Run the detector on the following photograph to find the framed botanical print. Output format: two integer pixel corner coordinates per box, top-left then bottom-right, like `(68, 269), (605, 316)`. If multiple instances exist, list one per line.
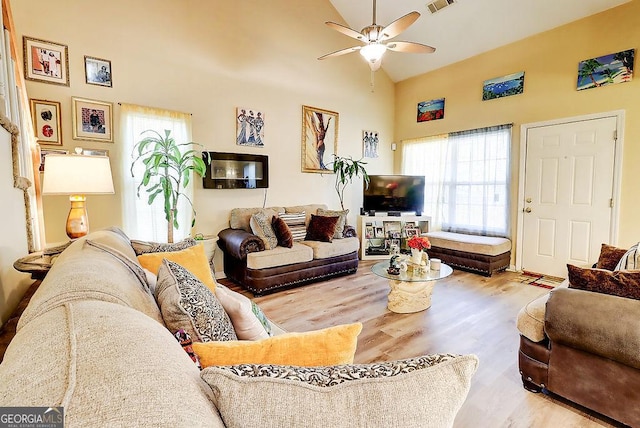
(301, 105), (338, 173)
(23, 36), (69, 86)
(30, 99), (62, 145)
(72, 97), (113, 142)
(84, 56), (113, 87)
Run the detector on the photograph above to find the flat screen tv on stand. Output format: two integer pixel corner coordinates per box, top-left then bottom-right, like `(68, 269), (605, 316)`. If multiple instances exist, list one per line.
(363, 175), (425, 215)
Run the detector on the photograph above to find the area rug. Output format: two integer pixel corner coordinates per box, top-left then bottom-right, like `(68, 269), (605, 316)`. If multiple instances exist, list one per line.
(515, 271), (565, 289)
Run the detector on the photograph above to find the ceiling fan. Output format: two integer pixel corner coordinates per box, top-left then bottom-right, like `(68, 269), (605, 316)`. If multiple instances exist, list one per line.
(318, 0), (436, 71)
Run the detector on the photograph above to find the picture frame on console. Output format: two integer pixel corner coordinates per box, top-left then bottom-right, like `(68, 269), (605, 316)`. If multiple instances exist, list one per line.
(72, 97), (113, 142)
(39, 148), (68, 172)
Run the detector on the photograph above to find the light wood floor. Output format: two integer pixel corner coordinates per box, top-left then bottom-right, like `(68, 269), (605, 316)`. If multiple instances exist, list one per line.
(221, 262), (621, 428)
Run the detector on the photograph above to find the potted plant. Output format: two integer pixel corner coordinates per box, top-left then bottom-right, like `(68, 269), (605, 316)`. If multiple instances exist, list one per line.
(329, 154), (370, 210)
(131, 129), (209, 243)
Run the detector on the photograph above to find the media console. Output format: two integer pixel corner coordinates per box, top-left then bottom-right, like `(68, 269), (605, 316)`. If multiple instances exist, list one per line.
(358, 214), (431, 260)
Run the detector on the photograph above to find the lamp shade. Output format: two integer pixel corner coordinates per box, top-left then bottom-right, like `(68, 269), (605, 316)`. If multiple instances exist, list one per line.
(42, 154), (115, 195)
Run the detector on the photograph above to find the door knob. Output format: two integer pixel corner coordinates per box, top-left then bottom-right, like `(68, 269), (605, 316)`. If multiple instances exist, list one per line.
(524, 207), (532, 213)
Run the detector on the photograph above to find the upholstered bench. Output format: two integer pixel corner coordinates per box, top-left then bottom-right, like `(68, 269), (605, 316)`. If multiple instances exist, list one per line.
(424, 231), (511, 276)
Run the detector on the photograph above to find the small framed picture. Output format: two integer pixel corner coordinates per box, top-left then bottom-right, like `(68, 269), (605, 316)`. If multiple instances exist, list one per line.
(374, 226), (384, 238)
(29, 99), (62, 146)
(84, 56), (112, 87)
(365, 226), (374, 239)
(23, 36), (69, 86)
(82, 148), (109, 157)
(406, 228), (419, 238)
(39, 148), (68, 172)
(72, 97), (113, 142)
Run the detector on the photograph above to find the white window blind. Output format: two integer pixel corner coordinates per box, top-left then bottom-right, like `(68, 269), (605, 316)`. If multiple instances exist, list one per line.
(120, 103), (193, 242)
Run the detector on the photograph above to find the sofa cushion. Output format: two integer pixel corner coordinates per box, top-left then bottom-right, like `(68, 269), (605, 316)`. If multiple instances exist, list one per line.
(250, 211), (278, 250)
(317, 208), (349, 239)
(138, 243), (217, 292)
(18, 231), (163, 330)
(247, 242), (313, 269)
(302, 237), (360, 260)
(567, 264), (640, 300)
(595, 243), (629, 270)
(0, 300), (224, 427)
(614, 242), (639, 271)
(215, 284), (272, 340)
(425, 231), (511, 256)
(271, 216), (293, 248)
(156, 260), (237, 342)
(230, 207), (284, 232)
(193, 323), (362, 367)
(305, 214), (339, 242)
(200, 353), (478, 428)
(278, 211), (307, 242)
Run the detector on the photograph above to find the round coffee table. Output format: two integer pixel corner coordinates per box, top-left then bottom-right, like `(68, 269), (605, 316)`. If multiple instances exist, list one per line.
(371, 260), (453, 313)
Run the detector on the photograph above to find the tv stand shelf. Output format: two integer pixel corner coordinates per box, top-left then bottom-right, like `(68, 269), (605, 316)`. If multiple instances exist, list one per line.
(358, 214), (431, 260)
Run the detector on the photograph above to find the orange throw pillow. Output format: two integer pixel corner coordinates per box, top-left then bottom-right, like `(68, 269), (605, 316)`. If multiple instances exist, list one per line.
(192, 323), (362, 368)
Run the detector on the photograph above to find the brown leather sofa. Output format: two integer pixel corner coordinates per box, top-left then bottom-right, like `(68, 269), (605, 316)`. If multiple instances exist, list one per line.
(217, 205), (359, 295)
(517, 286), (640, 426)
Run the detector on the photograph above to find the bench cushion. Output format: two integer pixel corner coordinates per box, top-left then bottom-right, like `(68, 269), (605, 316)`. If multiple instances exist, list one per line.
(425, 231), (511, 256)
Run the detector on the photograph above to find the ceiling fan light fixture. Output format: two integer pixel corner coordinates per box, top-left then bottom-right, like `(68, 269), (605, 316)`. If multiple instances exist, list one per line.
(360, 43), (387, 64)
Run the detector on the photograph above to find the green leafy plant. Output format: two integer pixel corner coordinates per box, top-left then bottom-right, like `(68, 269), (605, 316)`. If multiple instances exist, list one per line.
(131, 129), (209, 243)
(329, 154), (370, 210)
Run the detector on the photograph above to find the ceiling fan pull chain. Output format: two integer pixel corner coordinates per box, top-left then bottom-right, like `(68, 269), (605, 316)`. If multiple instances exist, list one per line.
(370, 69), (375, 92)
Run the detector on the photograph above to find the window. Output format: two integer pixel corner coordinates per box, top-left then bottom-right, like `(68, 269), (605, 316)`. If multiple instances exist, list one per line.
(402, 124), (512, 237)
(120, 103), (193, 242)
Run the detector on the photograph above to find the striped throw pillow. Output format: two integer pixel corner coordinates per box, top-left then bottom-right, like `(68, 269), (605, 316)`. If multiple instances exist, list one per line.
(279, 211), (306, 242)
(614, 242), (639, 271)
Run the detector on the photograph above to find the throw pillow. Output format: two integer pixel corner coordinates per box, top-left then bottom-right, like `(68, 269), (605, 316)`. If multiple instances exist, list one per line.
(200, 353), (478, 428)
(137, 243), (216, 292)
(156, 259), (237, 342)
(192, 323), (362, 367)
(317, 208), (349, 239)
(215, 283), (272, 340)
(130, 237), (197, 255)
(271, 216), (293, 248)
(250, 211), (278, 250)
(567, 264), (640, 300)
(278, 211), (306, 242)
(614, 242), (639, 271)
(595, 243), (629, 270)
(304, 214), (339, 243)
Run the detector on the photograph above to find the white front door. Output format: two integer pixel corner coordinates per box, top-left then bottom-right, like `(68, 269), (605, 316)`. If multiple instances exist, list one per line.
(521, 116), (617, 278)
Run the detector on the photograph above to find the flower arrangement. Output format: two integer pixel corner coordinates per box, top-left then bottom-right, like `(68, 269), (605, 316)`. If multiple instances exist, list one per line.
(407, 235), (431, 250)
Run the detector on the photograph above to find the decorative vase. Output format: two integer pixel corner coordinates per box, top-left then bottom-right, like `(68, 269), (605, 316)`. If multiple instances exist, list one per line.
(411, 248), (423, 265)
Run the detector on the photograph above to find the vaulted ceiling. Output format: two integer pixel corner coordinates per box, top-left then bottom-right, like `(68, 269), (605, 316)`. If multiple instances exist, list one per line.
(328, 0), (631, 82)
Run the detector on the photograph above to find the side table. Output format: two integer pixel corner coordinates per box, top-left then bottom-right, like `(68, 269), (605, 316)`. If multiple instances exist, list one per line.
(13, 253), (54, 280)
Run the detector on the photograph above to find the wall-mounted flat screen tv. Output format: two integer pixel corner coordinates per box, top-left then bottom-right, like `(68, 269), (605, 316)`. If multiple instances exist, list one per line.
(363, 175), (425, 213)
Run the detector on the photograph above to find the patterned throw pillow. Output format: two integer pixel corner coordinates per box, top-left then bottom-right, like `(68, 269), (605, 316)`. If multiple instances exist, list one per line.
(595, 243), (628, 270)
(304, 214), (339, 242)
(155, 259), (237, 342)
(200, 353), (478, 428)
(614, 242), (639, 271)
(250, 211), (278, 250)
(271, 216), (293, 248)
(317, 208), (349, 239)
(130, 237), (197, 255)
(215, 284), (272, 340)
(278, 211), (306, 242)
(567, 264), (640, 300)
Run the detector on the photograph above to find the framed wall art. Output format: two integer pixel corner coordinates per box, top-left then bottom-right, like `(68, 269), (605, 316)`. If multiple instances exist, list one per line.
(301, 105), (338, 173)
(84, 56), (112, 87)
(363, 130), (379, 158)
(72, 97), (113, 142)
(82, 148), (109, 157)
(417, 98), (445, 122)
(577, 48), (635, 91)
(482, 71), (525, 101)
(29, 99), (62, 146)
(236, 107), (264, 146)
(23, 36), (69, 86)
(39, 148), (68, 172)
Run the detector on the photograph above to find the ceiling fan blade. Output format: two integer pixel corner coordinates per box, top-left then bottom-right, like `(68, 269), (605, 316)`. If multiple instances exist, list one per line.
(325, 21), (365, 41)
(318, 46), (362, 60)
(386, 41), (436, 54)
(380, 11), (420, 40)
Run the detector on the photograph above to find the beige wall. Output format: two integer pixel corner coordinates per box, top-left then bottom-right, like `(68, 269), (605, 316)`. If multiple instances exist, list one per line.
(11, 0), (395, 256)
(394, 0), (640, 249)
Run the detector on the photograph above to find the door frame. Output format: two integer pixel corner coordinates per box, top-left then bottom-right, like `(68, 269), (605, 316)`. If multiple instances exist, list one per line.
(515, 110), (625, 273)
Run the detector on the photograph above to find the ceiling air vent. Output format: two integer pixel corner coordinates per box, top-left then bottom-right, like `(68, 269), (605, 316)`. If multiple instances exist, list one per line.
(427, 0), (455, 14)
